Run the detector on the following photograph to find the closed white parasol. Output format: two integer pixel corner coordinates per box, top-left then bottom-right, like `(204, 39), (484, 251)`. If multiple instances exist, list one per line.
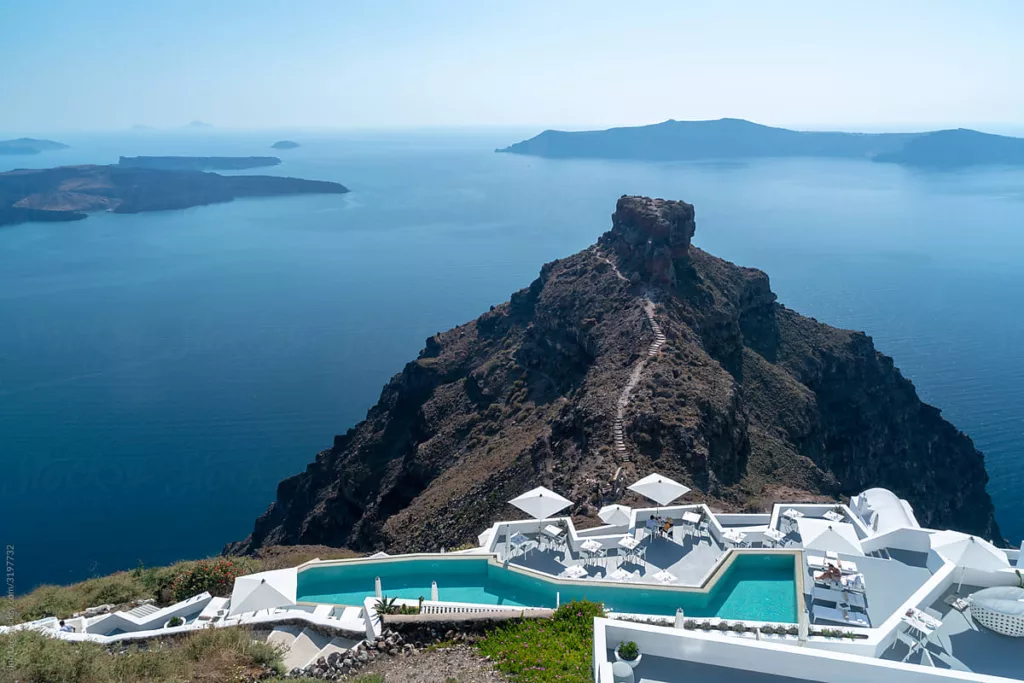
(509, 486), (572, 520)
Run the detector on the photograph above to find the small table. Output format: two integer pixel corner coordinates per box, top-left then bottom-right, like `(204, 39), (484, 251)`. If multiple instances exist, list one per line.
(824, 510), (845, 523)
(783, 509), (805, 522)
(542, 524), (565, 550)
(580, 539), (605, 566)
(681, 511), (702, 525)
(560, 564), (589, 580)
(764, 528), (785, 546)
(723, 530), (747, 546)
(508, 532), (531, 558)
(618, 535), (641, 551)
(904, 607), (941, 631)
(608, 567), (634, 581)
(652, 570), (677, 584)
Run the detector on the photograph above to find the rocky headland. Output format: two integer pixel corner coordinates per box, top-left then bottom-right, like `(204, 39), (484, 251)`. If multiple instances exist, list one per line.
(0, 164), (348, 227)
(230, 195), (1002, 557)
(118, 155), (281, 171)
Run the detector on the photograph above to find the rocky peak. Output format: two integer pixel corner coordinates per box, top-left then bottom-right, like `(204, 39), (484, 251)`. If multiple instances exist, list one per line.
(599, 195), (696, 287)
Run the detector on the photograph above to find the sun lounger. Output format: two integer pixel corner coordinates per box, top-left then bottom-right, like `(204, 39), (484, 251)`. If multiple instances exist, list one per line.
(812, 604), (870, 627)
(813, 571), (866, 592)
(812, 585), (867, 610)
(807, 555), (858, 573)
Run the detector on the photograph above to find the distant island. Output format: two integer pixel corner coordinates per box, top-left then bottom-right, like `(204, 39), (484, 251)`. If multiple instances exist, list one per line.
(0, 165), (348, 227)
(0, 138), (69, 155)
(497, 118), (1024, 167)
(118, 156), (281, 171)
(271, 140), (301, 150)
(185, 120), (214, 129)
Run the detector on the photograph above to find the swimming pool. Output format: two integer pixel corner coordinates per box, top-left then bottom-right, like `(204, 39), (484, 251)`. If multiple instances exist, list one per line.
(296, 553), (798, 622)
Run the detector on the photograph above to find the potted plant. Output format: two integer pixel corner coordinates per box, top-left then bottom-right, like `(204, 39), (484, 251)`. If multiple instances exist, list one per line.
(165, 616), (184, 628)
(614, 640), (642, 669)
(373, 596), (399, 617)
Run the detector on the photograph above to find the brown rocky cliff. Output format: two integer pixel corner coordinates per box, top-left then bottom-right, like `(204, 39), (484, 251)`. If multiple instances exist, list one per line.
(229, 196), (1002, 555)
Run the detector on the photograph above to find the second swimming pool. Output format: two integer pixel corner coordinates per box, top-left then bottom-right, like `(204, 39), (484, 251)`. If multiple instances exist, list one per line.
(296, 552), (798, 622)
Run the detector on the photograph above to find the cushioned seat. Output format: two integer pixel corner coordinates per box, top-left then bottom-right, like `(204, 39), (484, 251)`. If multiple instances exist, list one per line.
(968, 586), (1024, 637)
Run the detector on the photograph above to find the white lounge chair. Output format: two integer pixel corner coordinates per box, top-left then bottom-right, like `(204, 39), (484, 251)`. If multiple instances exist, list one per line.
(807, 555), (858, 573)
(812, 585), (867, 610)
(812, 604), (870, 627)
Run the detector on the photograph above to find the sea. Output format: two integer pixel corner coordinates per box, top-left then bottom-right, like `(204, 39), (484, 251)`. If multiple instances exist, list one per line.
(2, 129), (1022, 592)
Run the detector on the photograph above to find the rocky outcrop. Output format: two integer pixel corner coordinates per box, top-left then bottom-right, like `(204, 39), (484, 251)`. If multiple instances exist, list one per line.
(229, 196), (1003, 556)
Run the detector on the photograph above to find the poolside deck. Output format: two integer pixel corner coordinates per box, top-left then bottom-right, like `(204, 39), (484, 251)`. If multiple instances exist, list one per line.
(880, 584), (1023, 680)
(505, 529), (725, 586)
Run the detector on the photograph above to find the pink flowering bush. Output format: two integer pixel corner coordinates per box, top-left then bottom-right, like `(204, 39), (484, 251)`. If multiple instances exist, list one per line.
(478, 600), (604, 682)
(168, 558), (244, 602)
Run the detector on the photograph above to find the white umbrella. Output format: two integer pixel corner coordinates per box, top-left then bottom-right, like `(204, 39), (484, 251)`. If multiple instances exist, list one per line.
(628, 473), (690, 509)
(598, 504), (632, 527)
(798, 610), (810, 644)
(509, 486), (572, 520)
(931, 532), (1009, 592)
(798, 519), (865, 556)
(228, 571), (297, 616)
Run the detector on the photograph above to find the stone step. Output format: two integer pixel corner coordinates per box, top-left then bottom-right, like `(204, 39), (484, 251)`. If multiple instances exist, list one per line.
(286, 627), (335, 670)
(311, 636), (359, 669)
(126, 603), (159, 618)
(267, 625), (302, 662)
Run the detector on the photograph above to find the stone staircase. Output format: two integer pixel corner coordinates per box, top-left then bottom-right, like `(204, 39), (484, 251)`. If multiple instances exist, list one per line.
(125, 603), (159, 619)
(266, 624), (359, 672)
(613, 297), (666, 459)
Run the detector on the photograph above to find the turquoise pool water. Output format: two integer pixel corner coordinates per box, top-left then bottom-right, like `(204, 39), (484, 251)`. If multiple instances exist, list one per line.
(296, 554), (798, 621)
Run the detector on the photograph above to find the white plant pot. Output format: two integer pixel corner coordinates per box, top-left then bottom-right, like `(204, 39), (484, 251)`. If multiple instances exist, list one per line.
(614, 650), (642, 669)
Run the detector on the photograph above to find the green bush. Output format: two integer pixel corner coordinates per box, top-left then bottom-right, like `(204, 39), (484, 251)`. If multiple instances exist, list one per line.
(616, 640), (639, 661)
(167, 558), (245, 602)
(478, 600), (603, 683)
(167, 616), (184, 627)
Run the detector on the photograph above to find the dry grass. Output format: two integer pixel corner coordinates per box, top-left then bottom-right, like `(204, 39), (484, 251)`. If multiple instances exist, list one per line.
(6, 545), (357, 623)
(0, 627), (283, 683)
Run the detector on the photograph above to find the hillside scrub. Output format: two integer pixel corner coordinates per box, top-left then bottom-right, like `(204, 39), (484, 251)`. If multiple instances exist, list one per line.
(0, 626), (283, 683)
(6, 545), (356, 623)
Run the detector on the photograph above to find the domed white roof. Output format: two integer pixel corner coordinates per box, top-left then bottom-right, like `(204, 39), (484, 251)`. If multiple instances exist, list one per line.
(850, 488), (920, 535)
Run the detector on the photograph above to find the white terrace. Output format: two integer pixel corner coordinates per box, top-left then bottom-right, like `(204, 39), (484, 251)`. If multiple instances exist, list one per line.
(3, 476), (1022, 683)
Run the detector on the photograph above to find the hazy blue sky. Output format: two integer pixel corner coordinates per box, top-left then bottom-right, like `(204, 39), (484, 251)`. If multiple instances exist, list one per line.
(2, 0), (1021, 133)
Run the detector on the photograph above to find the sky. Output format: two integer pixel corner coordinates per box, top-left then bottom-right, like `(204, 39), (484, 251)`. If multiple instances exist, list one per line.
(1, 0), (1022, 133)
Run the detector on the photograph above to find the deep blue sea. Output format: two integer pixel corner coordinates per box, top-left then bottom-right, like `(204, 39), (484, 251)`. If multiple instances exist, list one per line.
(2, 129), (1022, 591)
